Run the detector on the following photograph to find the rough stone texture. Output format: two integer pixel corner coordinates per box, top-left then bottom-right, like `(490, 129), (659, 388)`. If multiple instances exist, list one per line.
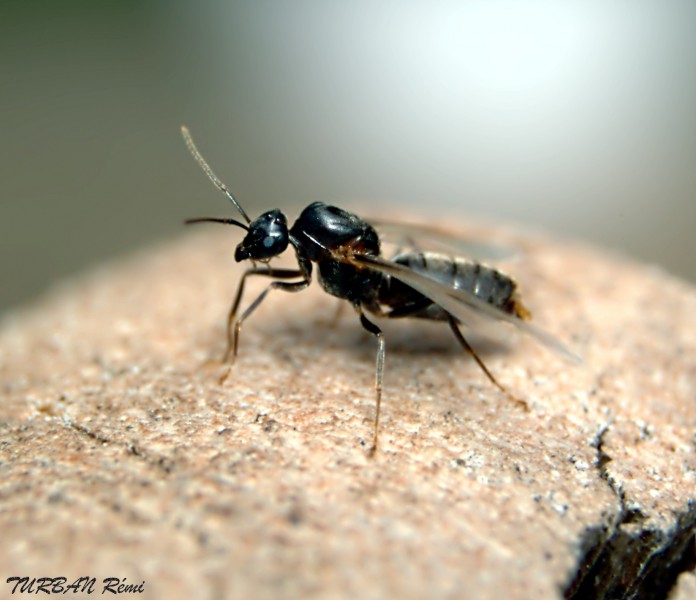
(671, 570), (696, 600)
(0, 220), (694, 599)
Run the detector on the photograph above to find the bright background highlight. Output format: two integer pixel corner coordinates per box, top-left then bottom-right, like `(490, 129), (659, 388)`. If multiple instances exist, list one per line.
(1, 1), (694, 312)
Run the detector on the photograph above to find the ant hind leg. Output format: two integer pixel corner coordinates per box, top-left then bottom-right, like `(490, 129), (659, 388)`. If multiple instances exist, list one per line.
(447, 316), (528, 410)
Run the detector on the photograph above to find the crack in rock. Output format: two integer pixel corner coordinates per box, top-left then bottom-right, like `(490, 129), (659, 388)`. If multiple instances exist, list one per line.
(565, 426), (696, 600)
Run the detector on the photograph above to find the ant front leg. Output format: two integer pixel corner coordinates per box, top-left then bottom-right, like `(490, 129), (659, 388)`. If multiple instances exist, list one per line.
(223, 267), (305, 363)
(355, 304), (385, 456)
(219, 273), (309, 384)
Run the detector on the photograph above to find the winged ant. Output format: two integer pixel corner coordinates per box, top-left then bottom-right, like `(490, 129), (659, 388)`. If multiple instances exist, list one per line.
(182, 126), (579, 454)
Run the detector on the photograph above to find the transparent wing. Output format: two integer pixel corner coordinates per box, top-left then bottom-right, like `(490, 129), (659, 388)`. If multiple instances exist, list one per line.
(350, 254), (581, 364)
(369, 218), (516, 261)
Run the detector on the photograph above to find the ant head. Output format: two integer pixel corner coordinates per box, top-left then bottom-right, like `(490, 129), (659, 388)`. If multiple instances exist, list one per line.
(235, 210), (289, 262)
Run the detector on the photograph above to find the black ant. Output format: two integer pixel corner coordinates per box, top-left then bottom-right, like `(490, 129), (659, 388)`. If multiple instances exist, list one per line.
(182, 126), (578, 454)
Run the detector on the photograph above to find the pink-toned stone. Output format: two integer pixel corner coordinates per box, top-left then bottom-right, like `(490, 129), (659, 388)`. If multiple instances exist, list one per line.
(1, 221), (694, 599)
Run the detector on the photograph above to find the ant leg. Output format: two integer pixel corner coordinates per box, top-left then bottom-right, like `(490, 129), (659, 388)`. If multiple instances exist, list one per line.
(356, 305), (385, 456)
(223, 268), (304, 363)
(219, 277), (309, 384)
(447, 316), (528, 409)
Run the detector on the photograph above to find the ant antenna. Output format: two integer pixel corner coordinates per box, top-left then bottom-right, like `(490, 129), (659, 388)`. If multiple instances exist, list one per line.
(184, 217), (249, 231)
(181, 125), (252, 225)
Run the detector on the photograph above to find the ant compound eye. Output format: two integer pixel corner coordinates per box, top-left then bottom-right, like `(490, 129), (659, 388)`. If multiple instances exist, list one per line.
(263, 235), (276, 248)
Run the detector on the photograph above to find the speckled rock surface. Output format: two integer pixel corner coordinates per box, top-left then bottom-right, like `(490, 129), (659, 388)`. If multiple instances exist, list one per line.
(671, 570), (696, 600)
(0, 221), (694, 599)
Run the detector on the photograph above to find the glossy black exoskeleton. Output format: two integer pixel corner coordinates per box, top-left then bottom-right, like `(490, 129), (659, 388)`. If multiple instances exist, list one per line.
(182, 127), (578, 454)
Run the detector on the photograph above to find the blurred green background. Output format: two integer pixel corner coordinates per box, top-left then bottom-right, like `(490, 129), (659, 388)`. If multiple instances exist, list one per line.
(1, 1), (695, 314)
